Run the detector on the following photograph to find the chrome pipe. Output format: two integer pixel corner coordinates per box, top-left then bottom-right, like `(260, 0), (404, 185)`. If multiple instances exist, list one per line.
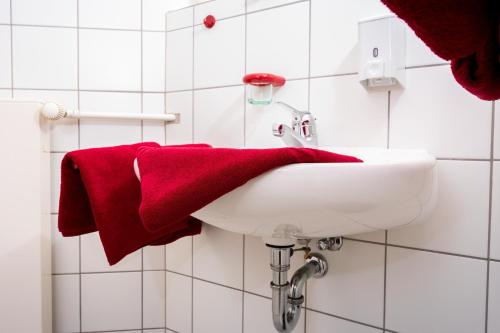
(268, 245), (328, 333)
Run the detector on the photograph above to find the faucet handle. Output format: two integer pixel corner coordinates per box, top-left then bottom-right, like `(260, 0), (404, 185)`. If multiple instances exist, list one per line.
(275, 101), (310, 117)
(272, 123), (285, 137)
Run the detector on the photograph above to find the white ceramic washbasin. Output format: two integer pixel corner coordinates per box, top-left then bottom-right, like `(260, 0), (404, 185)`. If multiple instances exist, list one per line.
(192, 147), (437, 245)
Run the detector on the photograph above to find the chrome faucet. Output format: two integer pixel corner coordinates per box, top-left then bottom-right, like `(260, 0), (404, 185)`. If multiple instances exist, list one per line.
(272, 101), (318, 148)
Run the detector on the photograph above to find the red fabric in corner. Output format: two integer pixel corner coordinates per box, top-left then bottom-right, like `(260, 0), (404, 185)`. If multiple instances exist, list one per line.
(136, 146), (362, 232)
(58, 143), (208, 265)
(381, 0), (500, 101)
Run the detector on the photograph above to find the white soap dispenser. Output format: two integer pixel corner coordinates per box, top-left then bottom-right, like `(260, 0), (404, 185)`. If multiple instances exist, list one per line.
(358, 15), (406, 90)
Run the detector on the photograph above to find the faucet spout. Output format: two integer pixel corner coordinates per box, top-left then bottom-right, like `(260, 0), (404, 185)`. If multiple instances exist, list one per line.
(272, 102), (318, 148)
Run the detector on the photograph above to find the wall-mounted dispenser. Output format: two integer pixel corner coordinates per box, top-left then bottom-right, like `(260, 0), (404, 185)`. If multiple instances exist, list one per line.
(243, 73), (286, 105)
(358, 15), (406, 90)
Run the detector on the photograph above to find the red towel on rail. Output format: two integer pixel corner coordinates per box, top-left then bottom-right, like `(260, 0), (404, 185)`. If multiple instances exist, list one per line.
(381, 0), (500, 100)
(135, 146), (362, 232)
(58, 143), (208, 265)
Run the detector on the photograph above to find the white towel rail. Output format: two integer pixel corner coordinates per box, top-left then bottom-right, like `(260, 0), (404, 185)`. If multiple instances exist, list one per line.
(40, 102), (177, 122)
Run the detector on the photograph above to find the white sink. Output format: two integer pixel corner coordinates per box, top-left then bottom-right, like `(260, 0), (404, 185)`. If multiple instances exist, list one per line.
(192, 147), (437, 245)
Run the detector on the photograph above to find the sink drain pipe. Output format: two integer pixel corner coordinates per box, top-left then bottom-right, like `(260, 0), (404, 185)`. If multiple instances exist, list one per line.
(268, 244), (328, 333)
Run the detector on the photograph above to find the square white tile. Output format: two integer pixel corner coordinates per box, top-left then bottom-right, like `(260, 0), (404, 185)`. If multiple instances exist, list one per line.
(166, 272), (192, 333)
(194, 15), (245, 88)
(389, 160), (490, 258)
(79, 29), (141, 91)
(389, 66), (492, 159)
(406, 27), (447, 68)
(143, 31), (165, 92)
(143, 271), (166, 328)
(246, 0), (299, 12)
(386, 247), (487, 333)
(307, 240), (385, 327)
(310, 75), (388, 147)
(12, 26), (77, 89)
(80, 232), (142, 272)
(0, 0), (10, 23)
(193, 279), (242, 333)
(143, 245), (165, 270)
(81, 272), (142, 332)
(79, 0), (141, 29)
(79, 91), (142, 149)
(51, 215), (79, 274)
(12, 0), (76, 26)
(488, 261), (500, 333)
(495, 102), (499, 158)
(52, 274), (80, 333)
(13, 89), (79, 152)
(310, 0), (390, 77)
(166, 7), (193, 31)
(244, 235), (304, 298)
(165, 91), (193, 145)
(247, 2), (309, 79)
(193, 224), (243, 288)
(245, 79), (308, 148)
(0, 89), (11, 98)
(143, 93), (166, 144)
(193, 86), (244, 147)
(0, 26), (11, 88)
(165, 235), (192, 275)
(166, 27), (193, 92)
(194, 0), (245, 23)
(143, 0), (176, 31)
(244, 292), (304, 333)
(305, 310), (380, 333)
(490, 162), (500, 260)
(50, 153), (64, 213)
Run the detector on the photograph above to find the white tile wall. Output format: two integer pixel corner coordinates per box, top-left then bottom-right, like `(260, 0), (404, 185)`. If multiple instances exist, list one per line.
(79, 29), (141, 91)
(193, 224), (243, 288)
(193, 279), (243, 333)
(193, 86), (244, 147)
(0, 0), (10, 23)
(2, 0), (495, 332)
(12, 0), (77, 26)
(388, 160), (491, 257)
(305, 310), (380, 333)
(495, 103), (499, 158)
(194, 15), (245, 88)
(0, 26), (11, 88)
(247, 2), (309, 79)
(81, 272), (142, 331)
(165, 272), (192, 332)
(310, 75), (388, 147)
(52, 275), (80, 333)
(389, 66), (492, 159)
(79, 0), (141, 30)
(491, 162), (500, 260)
(488, 261), (500, 333)
(307, 240), (385, 327)
(386, 248), (487, 333)
(310, 0), (390, 77)
(12, 26), (77, 89)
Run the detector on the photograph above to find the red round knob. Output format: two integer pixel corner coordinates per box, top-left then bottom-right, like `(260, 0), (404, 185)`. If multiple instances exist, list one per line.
(204, 15), (216, 29)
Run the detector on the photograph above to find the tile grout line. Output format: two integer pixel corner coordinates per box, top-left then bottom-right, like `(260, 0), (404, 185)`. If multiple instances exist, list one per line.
(140, 3), (144, 332)
(242, 2), (248, 330)
(485, 100), (495, 333)
(190, 8), (195, 333)
(383, 89), (391, 331)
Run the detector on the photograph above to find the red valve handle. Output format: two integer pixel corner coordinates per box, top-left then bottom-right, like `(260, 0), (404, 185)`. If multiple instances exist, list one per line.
(204, 15), (216, 28)
(243, 73), (286, 87)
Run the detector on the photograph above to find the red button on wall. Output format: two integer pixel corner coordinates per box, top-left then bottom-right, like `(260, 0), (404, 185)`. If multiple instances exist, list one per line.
(204, 15), (216, 29)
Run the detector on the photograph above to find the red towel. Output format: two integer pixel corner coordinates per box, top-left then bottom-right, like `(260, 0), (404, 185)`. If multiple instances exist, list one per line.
(58, 143), (209, 265)
(136, 146), (362, 232)
(381, 0), (500, 101)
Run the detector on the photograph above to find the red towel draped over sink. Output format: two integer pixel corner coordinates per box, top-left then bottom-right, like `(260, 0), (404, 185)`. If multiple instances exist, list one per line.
(58, 143), (361, 265)
(381, 0), (500, 101)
